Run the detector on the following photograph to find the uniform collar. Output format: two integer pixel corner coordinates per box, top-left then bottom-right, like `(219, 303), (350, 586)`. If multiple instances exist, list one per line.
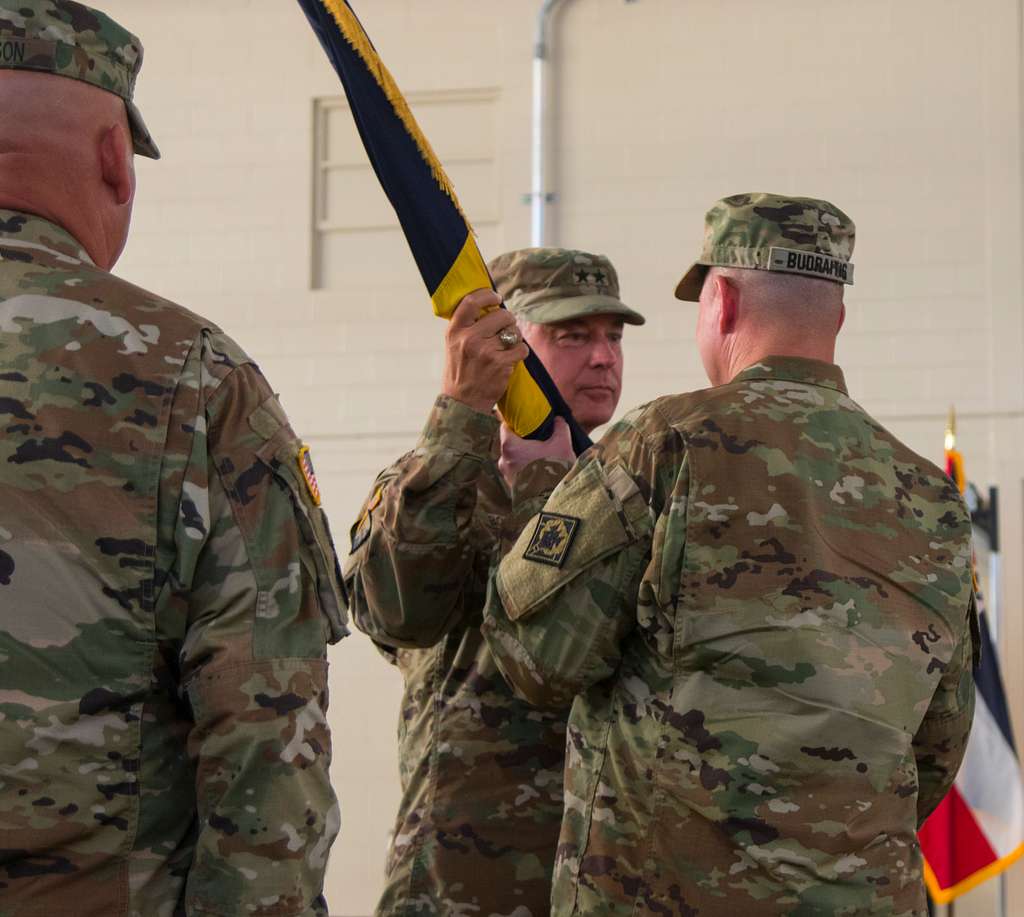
(731, 355), (848, 394)
(0, 209), (95, 267)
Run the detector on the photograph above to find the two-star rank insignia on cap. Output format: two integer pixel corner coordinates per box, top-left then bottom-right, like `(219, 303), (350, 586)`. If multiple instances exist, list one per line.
(297, 445), (321, 506)
(523, 512), (581, 568)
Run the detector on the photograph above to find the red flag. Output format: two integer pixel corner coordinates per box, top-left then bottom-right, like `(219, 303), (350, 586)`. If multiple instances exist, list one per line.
(918, 409), (1024, 903)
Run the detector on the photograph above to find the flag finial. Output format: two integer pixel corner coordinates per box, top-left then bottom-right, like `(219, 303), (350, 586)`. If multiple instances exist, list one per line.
(945, 405), (957, 452)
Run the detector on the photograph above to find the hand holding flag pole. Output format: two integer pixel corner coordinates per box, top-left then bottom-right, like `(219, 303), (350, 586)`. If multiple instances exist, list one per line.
(296, 0), (593, 455)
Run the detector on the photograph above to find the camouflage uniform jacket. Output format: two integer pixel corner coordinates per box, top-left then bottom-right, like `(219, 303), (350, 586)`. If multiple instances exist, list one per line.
(0, 211), (347, 917)
(484, 357), (979, 917)
(344, 395), (571, 917)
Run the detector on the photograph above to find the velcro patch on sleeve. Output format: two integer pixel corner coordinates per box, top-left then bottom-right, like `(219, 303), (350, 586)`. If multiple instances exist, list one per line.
(523, 512), (581, 568)
(498, 459), (642, 622)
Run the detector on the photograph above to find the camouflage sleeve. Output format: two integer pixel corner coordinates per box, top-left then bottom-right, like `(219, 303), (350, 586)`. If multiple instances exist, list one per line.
(912, 591), (980, 825)
(482, 409), (666, 708)
(173, 332), (346, 916)
(343, 395), (500, 649)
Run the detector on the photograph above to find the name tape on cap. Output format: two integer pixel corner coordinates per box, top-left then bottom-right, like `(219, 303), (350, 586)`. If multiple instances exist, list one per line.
(768, 247), (854, 285)
(0, 38), (57, 69)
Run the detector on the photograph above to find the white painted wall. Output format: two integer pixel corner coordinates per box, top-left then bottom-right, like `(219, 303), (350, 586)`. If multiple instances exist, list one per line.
(97, 1), (1024, 913)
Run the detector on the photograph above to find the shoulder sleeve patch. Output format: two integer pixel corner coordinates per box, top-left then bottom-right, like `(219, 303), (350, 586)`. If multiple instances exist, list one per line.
(523, 512), (581, 568)
(349, 484), (384, 555)
(498, 458), (646, 622)
(350, 508), (372, 553)
(297, 445), (322, 506)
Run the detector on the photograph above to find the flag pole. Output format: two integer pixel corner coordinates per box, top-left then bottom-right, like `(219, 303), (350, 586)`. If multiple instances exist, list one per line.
(968, 483), (1005, 917)
(990, 488), (1004, 917)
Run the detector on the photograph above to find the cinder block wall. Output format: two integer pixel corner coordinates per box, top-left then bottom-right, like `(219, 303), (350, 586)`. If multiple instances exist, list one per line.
(99, 1), (1024, 914)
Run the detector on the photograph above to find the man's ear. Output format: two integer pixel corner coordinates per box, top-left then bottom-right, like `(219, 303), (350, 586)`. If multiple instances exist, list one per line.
(715, 275), (739, 334)
(99, 124), (134, 206)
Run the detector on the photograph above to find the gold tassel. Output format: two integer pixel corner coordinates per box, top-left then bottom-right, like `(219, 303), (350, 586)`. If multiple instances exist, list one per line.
(319, 0), (468, 220)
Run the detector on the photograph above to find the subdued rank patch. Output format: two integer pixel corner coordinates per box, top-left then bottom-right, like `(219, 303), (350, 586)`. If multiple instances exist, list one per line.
(297, 445), (321, 506)
(366, 485), (384, 515)
(768, 246), (854, 285)
(350, 511), (371, 554)
(349, 485), (383, 554)
(523, 512), (581, 568)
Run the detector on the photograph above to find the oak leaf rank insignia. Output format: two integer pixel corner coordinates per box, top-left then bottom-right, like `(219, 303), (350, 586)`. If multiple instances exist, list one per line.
(523, 512), (581, 568)
(297, 445), (321, 506)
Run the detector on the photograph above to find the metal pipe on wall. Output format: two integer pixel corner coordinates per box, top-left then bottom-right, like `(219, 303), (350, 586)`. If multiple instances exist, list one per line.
(531, 0), (565, 247)
(530, 0), (638, 247)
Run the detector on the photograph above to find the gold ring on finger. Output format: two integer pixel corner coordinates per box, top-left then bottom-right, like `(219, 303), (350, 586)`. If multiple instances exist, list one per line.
(497, 328), (521, 350)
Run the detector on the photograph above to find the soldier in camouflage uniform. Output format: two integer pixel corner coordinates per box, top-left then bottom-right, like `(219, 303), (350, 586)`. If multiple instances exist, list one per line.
(344, 249), (645, 916)
(0, 4), (346, 915)
(483, 194), (980, 916)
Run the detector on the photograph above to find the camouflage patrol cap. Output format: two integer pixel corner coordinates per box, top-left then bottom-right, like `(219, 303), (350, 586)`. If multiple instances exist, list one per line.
(675, 192), (855, 301)
(489, 248), (645, 326)
(0, 0), (159, 159)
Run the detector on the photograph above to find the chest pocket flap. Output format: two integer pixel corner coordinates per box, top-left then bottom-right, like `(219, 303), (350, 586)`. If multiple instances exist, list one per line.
(498, 459), (647, 622)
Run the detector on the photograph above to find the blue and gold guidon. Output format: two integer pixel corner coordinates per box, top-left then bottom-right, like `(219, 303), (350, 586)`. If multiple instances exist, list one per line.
(295, 0), (591, 454)
(523, 512), (581, 568)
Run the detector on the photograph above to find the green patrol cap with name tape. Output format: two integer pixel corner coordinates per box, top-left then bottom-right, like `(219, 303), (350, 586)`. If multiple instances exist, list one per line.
(489, 247), (645, 326)
(675, 192), (855, 301)
(0, 0), (159, 159)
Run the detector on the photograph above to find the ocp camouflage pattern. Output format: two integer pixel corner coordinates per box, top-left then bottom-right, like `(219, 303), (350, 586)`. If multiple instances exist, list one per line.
(485, 356), (977, 917)
(676, 192), (856, 300)
(343, 395), (571, 916)
(0, 211), (346, 916)
(0, 0), (140, 98)
(488, 247), (645, 326)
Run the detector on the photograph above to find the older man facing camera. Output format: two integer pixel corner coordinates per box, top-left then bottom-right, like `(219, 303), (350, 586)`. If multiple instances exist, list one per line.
(344, 248), (644, 917)
(483, 195), (979, 917)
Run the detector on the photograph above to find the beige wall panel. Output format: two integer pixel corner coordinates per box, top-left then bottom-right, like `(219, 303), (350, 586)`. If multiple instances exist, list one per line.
(90, 1), (1024, 913)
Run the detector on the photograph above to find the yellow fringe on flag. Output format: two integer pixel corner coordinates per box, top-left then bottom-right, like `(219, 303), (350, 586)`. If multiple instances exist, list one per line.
(319, 0), (468, 219)
(923, 843), (1024, 905)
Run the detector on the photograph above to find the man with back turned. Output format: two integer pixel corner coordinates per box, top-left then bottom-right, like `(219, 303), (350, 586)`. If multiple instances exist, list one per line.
(0, 4), (346, 914)
(484, 193), (979, 916)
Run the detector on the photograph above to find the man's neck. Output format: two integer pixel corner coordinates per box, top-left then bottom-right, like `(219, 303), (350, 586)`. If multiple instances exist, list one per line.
(0, 164), (113, 269)
(723, 338), (836, 384)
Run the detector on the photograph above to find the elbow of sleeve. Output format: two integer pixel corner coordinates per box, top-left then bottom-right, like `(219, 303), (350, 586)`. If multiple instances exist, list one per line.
(351, 594), (464, 650)
(916, 774), (953, 827)
(184, 659), (338, 911)
(364, 622), (454, 650)
(917, 795), (941, 828)
(482, 620), (576, 710)
(347, 548), (472, 648)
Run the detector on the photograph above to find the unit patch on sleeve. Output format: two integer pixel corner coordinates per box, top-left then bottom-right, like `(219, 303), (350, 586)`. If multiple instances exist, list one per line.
(523, 512), (581, 568)
(349, 485), (384, 554)
(297, 445), (322, 506)
(350, 510), (371, 554)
